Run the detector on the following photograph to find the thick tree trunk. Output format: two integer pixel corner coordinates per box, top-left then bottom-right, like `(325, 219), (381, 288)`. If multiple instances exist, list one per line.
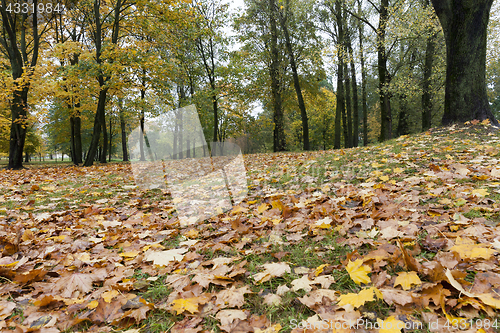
(269, 0), (286, 152)
(84, 87), (107, 166)
(279, 4), (309, 150)
(378, 0), (392, 141)
(334, 0), (344, 150)
(431, 0), (498, 125)
(8, 88), (28, 169)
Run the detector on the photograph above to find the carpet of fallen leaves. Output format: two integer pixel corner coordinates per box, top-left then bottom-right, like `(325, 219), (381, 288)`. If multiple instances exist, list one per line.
(1, 121), (500, 333)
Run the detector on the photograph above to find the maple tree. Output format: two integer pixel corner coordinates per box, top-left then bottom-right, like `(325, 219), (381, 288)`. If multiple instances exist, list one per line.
(0, 0), (54, 169)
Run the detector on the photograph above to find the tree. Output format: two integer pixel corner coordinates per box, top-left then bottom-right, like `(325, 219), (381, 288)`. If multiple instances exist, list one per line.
(430, 0), (498, 125)
(277, 0), (310, 150)
(0, 0), (50, 169)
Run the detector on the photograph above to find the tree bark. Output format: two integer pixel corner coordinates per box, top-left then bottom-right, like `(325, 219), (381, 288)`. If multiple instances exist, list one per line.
(430, 0), (498, 125)
(357, 0), (368, 146)
(334, 0), (344, 150)
(119, 98), (129, 161)
(348, 41), (359, 147)
(378, 0), (392, 141)
(269, 0), (286, 152)
(344, 62), (353, 148)
(397, 94), (410, 136)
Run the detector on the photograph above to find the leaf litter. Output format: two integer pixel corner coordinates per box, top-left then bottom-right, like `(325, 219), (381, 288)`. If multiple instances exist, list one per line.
(0, 122), (500, 332)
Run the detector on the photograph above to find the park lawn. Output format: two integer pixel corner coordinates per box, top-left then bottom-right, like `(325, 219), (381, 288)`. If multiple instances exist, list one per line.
(0, 120), (500, 332)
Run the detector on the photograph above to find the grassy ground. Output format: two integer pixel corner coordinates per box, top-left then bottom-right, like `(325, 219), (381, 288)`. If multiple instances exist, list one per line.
(1, 122), (500, 332)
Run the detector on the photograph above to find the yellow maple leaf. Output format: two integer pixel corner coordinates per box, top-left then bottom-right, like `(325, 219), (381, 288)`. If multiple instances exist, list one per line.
(394, 271), (421, 291)
(450, 237), (496, 260)
(257, 203), (268, 214)
(170, 298), (199, 315)
(379, 175), (389, 182)
(184, 229), (199, 239)
(346, 259), (371, 285)
(377, 316), (405, 333)
(337, 287), (378, 309)
(393, 167), (404, 173)
(471, 188), (489, 197)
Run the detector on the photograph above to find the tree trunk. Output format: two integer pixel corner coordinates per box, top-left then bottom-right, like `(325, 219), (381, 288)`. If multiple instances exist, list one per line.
(397, 94), (410, 136)
(378, 0), (392, 141)
(119, 98), (129, 161)
(279, 2), (309, 150)
(73, 109), (83, 164)
(344, 62), (353, 148)
(69, 54), (82, 165)
(108, 117), (112, 162)
(269, 0), (286, 152)
(430, 0), (498, 125)
(3, 0), (41, 170)
(139, 88), (146, 161)
(84, 88), (107, 166)
(70, 116), (76, 163)
(422, 0), (436, 131)
(357, 0), (368, 146)
(348, 41), (359, 147)
(99, 97), (108, 164)
(83, 0), (123, 166)
(334, 0), (344, 150)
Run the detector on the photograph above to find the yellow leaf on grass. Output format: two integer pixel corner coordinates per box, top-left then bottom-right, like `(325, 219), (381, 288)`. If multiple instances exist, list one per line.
(337, 287), (381, 309)
(377, 316), (405, 333)
(471, 188), (489, 197)
(379, 175), (389, 182)
(450, 237), (495, 260)
(314, 264), (329, 277)
(394, 271), (421, 290)
(346, 259), (371, 285)
(170, 298), (199, 315)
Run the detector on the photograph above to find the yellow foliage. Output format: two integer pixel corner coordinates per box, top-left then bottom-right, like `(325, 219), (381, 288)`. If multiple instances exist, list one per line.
(345, 259), (371, 285)
(394, 271), (421, 290)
